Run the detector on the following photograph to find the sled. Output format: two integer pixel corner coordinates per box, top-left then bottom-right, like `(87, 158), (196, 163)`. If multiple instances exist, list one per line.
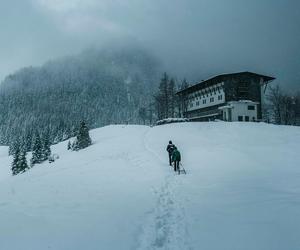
(178, 163), (187, 175)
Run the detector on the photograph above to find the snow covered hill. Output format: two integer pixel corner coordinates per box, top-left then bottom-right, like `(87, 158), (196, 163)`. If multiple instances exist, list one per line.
(1, 122), (300, 250)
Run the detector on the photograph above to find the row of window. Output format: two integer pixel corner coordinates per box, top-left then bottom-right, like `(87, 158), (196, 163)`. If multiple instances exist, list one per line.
(190, 95), (223, 108)
(238, 116), (256, 122)
(189, 87), (223, 100)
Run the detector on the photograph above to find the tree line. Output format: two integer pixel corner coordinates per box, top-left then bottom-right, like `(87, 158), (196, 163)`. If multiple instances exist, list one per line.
(10, 120), (92, 175)
(138, 72), (189, 123)
(267, 85), (300, 125)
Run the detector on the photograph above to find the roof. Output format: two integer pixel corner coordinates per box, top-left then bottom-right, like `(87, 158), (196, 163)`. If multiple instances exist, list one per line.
(176, 71), (275, 95)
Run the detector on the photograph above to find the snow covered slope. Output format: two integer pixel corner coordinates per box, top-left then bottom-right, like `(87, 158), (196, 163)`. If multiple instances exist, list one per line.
(0, 122), (300, 250)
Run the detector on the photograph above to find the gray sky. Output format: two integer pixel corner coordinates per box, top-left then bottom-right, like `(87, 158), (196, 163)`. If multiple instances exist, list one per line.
(1, 0), (300, 91)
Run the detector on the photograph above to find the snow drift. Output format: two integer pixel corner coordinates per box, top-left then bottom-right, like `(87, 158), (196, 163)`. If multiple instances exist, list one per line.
(0, 122), (300, 250)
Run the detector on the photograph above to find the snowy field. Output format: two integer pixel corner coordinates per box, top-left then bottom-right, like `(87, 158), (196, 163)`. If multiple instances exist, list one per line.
(0, 122), (300, 250)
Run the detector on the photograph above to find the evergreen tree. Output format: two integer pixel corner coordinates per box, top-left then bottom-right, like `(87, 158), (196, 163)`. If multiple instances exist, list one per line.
(42, 133), (51, 161)
(11, 147), (29, 175)
(11, 147), (20, 175)
(25, 132), (33, 152)
(168, 78), (176, 117)
(18, 151), (29, 174)
(160, 72), (169, 119)
(154, 73), (169, 120)
(31, 133), (43, 166)
(74, 121), (92, 150)
(71, 139), (79, 151)
(9, 139), (20, 156)
(154, 73), (180, 120)
(67, 140), (71, 150)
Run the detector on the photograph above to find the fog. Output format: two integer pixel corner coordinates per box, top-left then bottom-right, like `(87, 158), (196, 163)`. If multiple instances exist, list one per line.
(1, 0), (299, 91)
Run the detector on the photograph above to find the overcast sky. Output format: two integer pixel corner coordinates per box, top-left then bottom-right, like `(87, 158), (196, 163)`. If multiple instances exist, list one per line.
(1, 0), (299, 91)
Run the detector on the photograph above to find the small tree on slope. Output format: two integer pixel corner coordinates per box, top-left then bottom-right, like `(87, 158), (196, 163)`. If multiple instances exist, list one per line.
(31, 133), (43, 166)
(11, 147), (20, 175)
(11, 148), (29, 175)
(73, 121), (92, 150)
(42, 133), (51, 161)
(18, 151), (29, 173)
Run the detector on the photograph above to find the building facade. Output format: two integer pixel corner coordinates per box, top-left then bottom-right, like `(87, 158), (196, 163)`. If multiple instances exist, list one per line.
(177, 72), (275, 122)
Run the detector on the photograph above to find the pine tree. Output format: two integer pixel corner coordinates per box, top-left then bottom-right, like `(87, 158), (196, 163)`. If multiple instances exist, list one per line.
(67, 140), (71, 150)
(11, 147), (20, 175)
(160, 72), (169, 119)
(42, 133), (51, 161)
(74, 121), (92, 150)
(154, 72), (170, 120)
(18, 151), (29, 173)
(168, 78), (176, 117)
(25, 132), (33, 152)
(9, 139), (20, 156)
(31, 133), (43, 166)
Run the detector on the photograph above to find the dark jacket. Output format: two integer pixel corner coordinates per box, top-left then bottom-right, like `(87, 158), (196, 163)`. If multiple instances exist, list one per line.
(172, 149), (181, 161)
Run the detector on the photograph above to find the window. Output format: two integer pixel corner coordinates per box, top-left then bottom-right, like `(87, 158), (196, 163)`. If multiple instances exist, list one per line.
(245, 116), (249, 122)
(196, 101), (199, 106)
(210, 97), (214, 102)
(248, 105), (255, 110)
(203, 99), (206, 104)
(238, 116), (243, 121)
(218, 95), (222, 100)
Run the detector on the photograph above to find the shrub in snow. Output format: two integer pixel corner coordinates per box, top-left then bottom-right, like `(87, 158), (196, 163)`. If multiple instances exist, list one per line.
(156, 118), (190, 126)
(48, 154), (59, 163)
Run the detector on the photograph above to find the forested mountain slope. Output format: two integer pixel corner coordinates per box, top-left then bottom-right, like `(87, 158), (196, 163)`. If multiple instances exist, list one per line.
(0, 46), (160, 147)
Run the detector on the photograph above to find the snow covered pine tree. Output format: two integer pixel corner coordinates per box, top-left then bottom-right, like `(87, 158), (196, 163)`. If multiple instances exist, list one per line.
(11, 147), (29, 175)
(42, 134), (51, 161)
(11, 147), (20, 175)
(72, 121), (92, 150)
(30, 133), (43, 166)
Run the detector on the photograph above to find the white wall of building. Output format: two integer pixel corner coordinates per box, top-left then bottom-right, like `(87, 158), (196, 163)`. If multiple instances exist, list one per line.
(221, 101), (258, 122)
(187, 82), (225, 112)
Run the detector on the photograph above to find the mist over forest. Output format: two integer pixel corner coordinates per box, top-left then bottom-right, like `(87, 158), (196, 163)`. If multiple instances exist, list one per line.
(1, 0), (300, 91)
(0, 45), (162, 147)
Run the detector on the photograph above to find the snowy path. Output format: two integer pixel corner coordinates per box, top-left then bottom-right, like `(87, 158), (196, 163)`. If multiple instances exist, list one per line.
(135, 128), (192, 250)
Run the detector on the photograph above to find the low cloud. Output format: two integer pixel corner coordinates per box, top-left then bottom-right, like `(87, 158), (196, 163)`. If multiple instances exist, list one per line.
(0, 0), (299, 91)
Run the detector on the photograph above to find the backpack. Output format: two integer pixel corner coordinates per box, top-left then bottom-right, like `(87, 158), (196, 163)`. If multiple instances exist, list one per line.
(167, 144), (175, 154)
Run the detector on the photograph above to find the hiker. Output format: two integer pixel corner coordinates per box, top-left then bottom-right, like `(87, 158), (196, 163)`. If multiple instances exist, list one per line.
(166, 140), (175, 166)
(171, 146), (181, 172)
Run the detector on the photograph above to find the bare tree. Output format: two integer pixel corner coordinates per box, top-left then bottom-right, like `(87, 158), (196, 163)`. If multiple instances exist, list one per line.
(268, 85), (283, 124)
(268, 85), (300, 125)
